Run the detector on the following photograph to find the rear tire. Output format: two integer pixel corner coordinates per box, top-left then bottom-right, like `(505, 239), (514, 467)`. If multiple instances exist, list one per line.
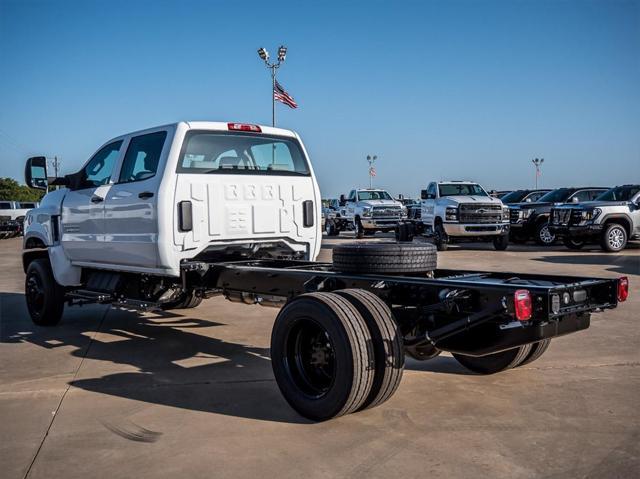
(452, 345), (532, 374)
(493, 234), (509, 251)
(600, 223), (627, 252)
(332, 242), (437, 274)
(25, 258), (65, 326)
(563, 237), (585, 250)
(517, 339), (551, 367)
(336, 289), (404, 410)
(270, 292), (375, 421)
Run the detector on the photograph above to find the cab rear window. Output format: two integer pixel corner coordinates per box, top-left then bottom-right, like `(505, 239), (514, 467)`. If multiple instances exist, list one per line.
(177, 131), (310, 176)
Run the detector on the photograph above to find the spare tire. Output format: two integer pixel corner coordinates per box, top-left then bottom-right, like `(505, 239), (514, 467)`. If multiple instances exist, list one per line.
(332, 242), (437, 274)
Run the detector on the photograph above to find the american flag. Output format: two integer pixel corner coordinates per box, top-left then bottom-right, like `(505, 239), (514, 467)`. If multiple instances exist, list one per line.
(274, 80), (298, 109)
(369, 166), (376, 177)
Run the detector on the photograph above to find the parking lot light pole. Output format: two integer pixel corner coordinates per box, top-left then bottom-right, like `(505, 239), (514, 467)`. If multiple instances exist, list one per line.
(257, 45), (287, 127)
(366, 155), (377, 188)
(532, 158), (544, 189)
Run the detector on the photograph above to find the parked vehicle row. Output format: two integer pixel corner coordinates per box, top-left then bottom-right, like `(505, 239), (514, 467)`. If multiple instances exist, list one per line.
(0, 200), (39, 238)
(18, 120), (630, 421)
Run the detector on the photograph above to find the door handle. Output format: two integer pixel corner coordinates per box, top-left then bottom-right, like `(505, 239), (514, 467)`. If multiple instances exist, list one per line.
(91, 195), (104, 203)
(138, 191), (154, 199)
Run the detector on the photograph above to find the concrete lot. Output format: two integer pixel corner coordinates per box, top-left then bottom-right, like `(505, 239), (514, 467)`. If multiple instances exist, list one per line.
(1, 235), (639, 479)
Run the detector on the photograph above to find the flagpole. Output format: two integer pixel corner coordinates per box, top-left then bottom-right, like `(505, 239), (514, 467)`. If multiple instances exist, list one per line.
(271, 65), (276, 127)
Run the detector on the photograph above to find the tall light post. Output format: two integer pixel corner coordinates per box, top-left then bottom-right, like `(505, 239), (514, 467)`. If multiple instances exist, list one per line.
(366, 155), (378, 188)
(531, 158), (544, 189)
(257, 45), (287, 127)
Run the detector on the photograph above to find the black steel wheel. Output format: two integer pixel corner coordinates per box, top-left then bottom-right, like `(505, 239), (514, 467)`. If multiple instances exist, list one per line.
(270, 292), (375, 421)
(325, 220), (337, 236)
(517, 339), (551, 367)
(25, 258), (65, 326)
(332, 242), (437, 274)
(335, 289), (404, 410)
(563, 237), (585, 250)
(493, 234), (509, 251)
(601, 223), (627, 252)
(434, 222), (448, 251)
(452, 345), (532, 374)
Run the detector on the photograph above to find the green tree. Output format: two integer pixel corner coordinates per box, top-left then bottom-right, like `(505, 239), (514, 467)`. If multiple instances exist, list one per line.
(0, 178), (46, 202)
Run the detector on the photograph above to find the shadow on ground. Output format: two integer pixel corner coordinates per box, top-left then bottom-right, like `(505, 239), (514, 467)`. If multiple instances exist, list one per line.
(0, 292), (310, 424)
(532, 253), (640, 275)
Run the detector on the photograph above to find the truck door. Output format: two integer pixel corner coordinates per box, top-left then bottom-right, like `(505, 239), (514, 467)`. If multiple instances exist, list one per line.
(421, 183), (437, 226)
(61, 140), (123, 263)
(103, 130), (168, 268)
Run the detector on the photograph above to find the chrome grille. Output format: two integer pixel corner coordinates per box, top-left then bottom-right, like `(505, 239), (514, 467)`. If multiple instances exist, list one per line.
(509, 208), (520, 223)
(372, 207), (402, 218)
(551, 208), (571, 225)
(459, 204), (502, 224)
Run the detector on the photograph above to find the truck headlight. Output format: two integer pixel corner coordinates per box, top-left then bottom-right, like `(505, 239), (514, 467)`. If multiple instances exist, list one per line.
(362, 207), (372, 217)
(580, 208), (601, 223)
(445, 207), (458, 221)
(520, 209), (534, 219)
(502, 206), (510, 220)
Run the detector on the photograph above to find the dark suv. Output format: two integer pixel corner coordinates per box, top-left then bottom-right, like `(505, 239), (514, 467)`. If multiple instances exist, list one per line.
(509, 187), (609, 245)
(500, 189), (551, 205)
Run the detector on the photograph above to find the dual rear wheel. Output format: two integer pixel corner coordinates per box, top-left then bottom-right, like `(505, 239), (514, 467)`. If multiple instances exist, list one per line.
(270, 290), (404, 421)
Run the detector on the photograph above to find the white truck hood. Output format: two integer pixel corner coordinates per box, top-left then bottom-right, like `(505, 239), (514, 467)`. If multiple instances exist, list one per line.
(359, 199), (402, 207)
(442, 195), (502, 205)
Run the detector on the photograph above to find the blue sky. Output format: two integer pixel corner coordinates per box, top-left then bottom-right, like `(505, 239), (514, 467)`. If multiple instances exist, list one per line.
(0, 0), (638, 197)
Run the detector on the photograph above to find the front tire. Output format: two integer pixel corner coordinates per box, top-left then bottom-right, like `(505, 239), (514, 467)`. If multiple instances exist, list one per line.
(270, 292), (375, 421)
(601, 223), (627, 252)
(25, 258), (65, 326)
(453, 345), (532, 374)
(535, 221), (556, 246)
(434, 222), (448, 251)
(354, 218), (364, 239)
(563, 237), (585, 250)
(493, 234), (509, 251)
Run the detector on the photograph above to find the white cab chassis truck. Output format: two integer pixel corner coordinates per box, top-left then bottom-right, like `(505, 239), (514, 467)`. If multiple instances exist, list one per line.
(325, 189), (404, 238)
(397, 181), (511, 250)
(22, 122), (627, 421)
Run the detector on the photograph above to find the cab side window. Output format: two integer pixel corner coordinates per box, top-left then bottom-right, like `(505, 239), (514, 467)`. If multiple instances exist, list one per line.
(588, 190), (605, 200)
(571, 190), (592, 203)
(118, 131), (167, 183)
(82, 141), (123, 188)
(348, 190), (356, 201)
(427, 183), (437, 199)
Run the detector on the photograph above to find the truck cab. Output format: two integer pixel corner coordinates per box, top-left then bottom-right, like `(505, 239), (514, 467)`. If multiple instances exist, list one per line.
(23, 121), (321, 295)
(415, 181), (510, 250)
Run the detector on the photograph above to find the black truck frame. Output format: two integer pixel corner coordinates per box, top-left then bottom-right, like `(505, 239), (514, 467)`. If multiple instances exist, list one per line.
(174, 258), (626, 420)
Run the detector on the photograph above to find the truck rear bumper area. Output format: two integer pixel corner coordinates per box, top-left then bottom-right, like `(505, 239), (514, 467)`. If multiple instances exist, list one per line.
(549, 225), (603, 238)
(443, 223), (509, 236)
(438, 313), (591, 357)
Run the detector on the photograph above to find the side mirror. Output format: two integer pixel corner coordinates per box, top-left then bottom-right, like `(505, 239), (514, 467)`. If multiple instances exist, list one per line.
(572, 197), (580, 203)
(526, 198), (532, 203)
(420, 190), (428, 200)
(339, 194), (346, 207)
(25, 156), (48, 190)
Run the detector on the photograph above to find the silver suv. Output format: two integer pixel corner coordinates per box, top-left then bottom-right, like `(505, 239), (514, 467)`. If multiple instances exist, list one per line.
(549, 185), (640, 252)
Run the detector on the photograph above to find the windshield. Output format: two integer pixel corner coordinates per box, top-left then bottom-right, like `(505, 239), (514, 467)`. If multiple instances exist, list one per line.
(357, 190), (393, 201)
(500, 190), (528, 203)
(538, 188), (573, 203)
(438, 184), (487, 197)
(177, 131), (310, 176)
(596, 186), (640, 202)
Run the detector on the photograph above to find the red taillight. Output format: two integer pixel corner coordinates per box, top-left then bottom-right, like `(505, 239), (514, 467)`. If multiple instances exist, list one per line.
(228, 123), (261, 132)
(514, 289), (532, 321)
(618, 277), (629, 302)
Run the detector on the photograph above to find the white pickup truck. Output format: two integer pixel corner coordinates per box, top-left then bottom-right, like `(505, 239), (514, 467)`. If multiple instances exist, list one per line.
(397, 181), (510, 250)
(21, 122), (628, 421)
(327, 188), (404, 238)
